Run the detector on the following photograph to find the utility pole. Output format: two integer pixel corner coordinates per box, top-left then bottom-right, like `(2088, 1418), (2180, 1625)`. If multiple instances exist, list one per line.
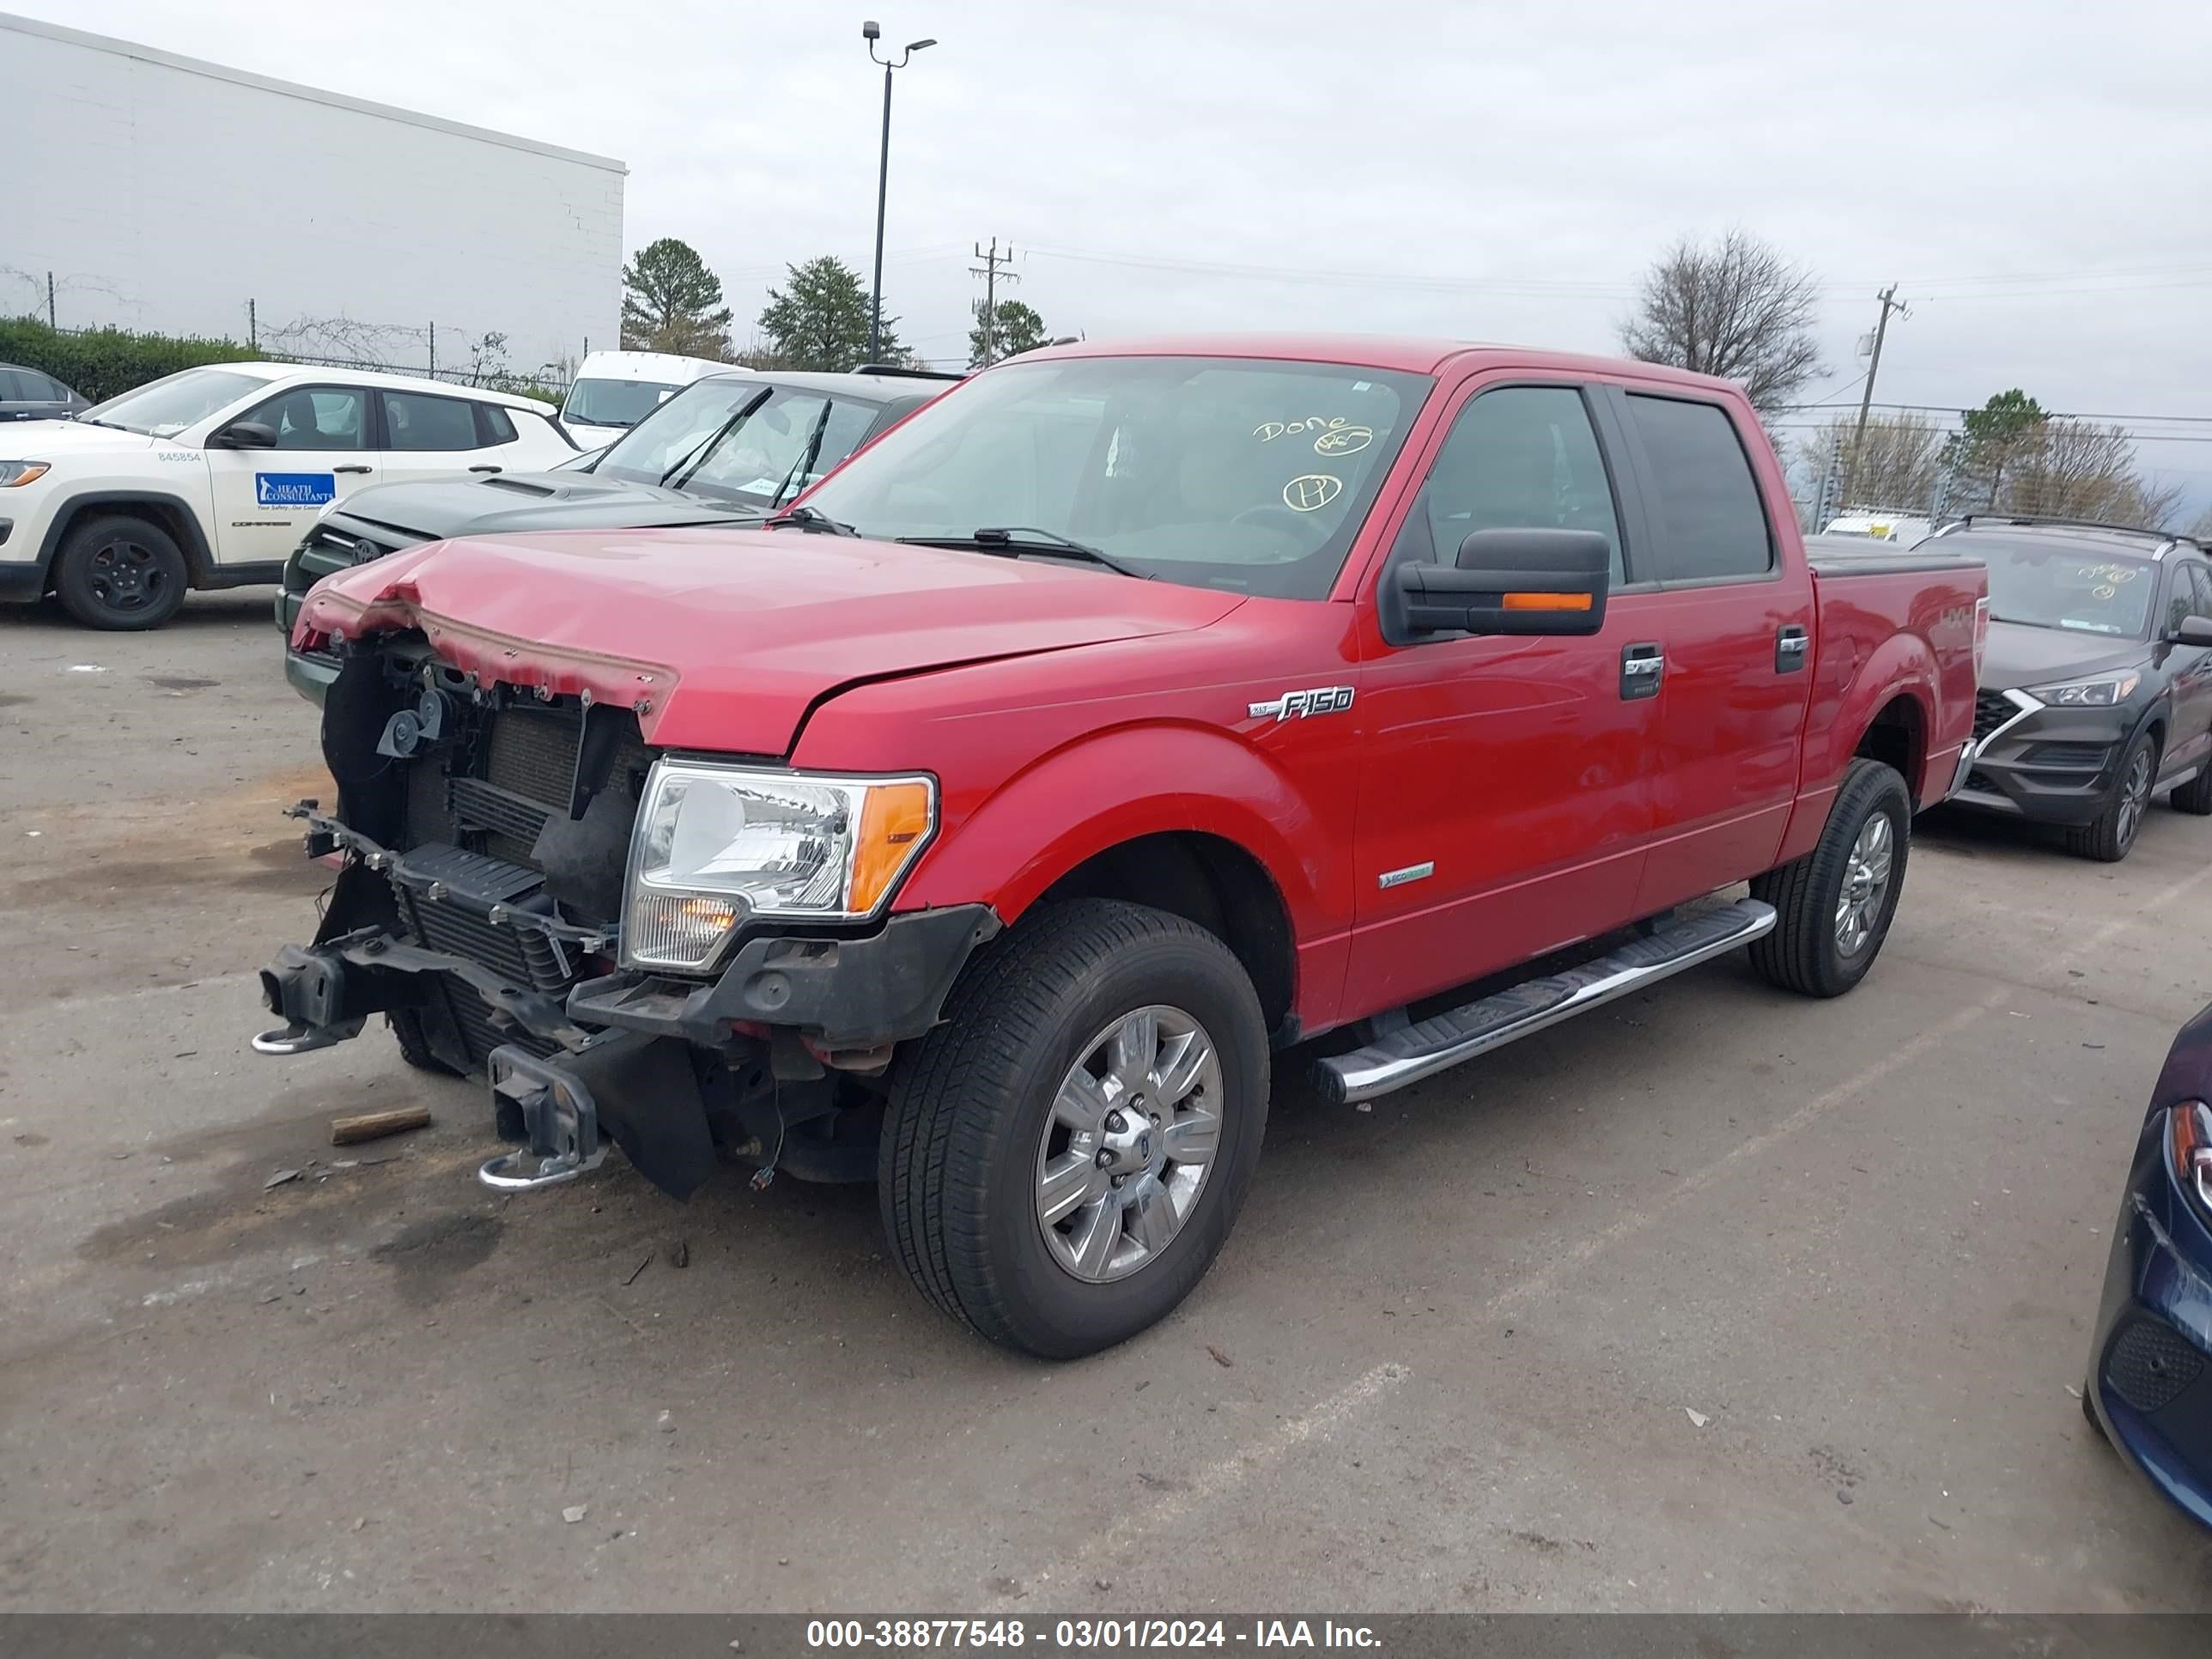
(1843, 283), (1909, 506)
(969, 239), (1019, 366)
(46, 271), (56, 330)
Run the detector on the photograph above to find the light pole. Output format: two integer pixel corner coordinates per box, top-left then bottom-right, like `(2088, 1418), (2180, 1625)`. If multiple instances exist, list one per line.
(862, 21), (935, 365)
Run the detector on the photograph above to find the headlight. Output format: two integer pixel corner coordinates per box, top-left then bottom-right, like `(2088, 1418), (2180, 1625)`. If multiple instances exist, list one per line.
(621, 760), (936, 970)
(2027, 672), (2140, 708)
(2174, 1102), (2212, 1218)
(0, 461), (50, 488)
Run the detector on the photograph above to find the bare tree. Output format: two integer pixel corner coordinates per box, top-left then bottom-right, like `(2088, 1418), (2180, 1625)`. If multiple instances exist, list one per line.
(1620, 230), (1826, 411)
(2192, 506), (2212, 542)
(1802, 411), (1943, 510)
(1997, 420), (2183, 525)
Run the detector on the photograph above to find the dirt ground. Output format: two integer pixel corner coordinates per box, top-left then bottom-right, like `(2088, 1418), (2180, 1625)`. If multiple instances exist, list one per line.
(2, 591), (2209, 1612)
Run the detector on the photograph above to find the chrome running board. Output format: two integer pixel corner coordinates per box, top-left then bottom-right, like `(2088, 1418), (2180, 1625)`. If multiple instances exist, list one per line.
(1314, 899), (1777, 1106)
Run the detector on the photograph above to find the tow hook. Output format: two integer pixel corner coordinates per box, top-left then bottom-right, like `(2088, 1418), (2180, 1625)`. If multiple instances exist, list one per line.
(477, 1045), (608, 1192)
(252, 1019), (363, 1055)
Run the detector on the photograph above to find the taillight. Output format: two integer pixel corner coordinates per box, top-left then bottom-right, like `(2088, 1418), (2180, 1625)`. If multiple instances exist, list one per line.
(1972, 596), (1990, 681)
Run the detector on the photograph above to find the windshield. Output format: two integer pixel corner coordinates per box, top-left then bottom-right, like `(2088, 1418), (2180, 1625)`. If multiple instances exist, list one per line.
(597, 380), (878, 508)
(563, 377), (685, 429)
(798, 356), (1431, 599)
(1978, 541), (2158, 638)
(80, 367), (266, 438)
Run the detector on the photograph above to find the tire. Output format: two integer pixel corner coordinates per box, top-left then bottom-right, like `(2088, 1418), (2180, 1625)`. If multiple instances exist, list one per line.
(1749, 757), (1912, 998)
(54, 514), (191, 630)
(2063, 729), (2157, 862)
(880, 898), (1270, 1358)
(2171, 755), (2212, 817)
(386, 1007), (462, 1077)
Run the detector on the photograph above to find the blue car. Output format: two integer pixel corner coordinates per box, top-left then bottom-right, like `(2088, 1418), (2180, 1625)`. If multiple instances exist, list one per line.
(2086, 1000), (2212, 1529)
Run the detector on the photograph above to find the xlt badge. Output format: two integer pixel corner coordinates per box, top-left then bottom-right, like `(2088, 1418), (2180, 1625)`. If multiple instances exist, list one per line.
(1249, 685), (1355, 722)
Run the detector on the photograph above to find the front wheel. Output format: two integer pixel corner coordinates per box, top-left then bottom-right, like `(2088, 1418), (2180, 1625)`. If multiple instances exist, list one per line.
(54, 514), (190, 629)
(2063, 729), (2157, 862)
(1749, 757), (1911, 998)
(880, 899), (1270, 1358)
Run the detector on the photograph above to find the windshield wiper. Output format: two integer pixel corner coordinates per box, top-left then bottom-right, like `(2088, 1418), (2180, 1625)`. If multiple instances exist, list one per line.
(75, 417), (131, 431)
(763, 504), (859, 536)
(896, 526), (1148, 579)
(659, 389), (773, 488)
(768, 402), (836, 508)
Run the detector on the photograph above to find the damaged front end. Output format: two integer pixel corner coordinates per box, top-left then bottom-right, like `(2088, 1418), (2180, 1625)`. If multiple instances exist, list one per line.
(256, 637), (994, 1199)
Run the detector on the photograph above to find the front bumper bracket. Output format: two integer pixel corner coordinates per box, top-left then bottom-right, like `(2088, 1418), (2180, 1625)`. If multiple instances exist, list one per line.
(477, 1045), (608, 1191)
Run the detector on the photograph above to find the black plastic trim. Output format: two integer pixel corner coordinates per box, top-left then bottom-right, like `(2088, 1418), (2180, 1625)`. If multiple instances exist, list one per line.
(569, 903), (1001, 1050)
(33, 489), (217, 582)
(199, 560), (285, 590)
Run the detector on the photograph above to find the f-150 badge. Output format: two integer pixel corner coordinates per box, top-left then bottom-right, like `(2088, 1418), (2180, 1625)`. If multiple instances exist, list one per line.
(1249, 684), (1355, 722)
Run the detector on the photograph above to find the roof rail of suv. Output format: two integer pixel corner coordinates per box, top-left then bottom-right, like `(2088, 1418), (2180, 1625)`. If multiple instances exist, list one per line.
(1931, 514), (2201, 551)
(854, 363), (967, 381)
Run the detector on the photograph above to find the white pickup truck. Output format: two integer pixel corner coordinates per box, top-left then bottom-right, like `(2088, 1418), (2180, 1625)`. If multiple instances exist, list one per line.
(0, 362), (574, 629)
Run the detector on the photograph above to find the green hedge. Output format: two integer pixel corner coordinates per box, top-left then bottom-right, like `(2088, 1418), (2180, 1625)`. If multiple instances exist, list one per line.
(0, 316), (264, 404)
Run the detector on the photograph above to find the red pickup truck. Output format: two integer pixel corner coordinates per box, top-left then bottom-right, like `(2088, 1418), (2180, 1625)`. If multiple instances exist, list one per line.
(259, 337), (1987, 1356)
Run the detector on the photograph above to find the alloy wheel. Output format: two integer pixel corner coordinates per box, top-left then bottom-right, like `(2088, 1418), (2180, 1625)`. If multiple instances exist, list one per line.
(1834, 810), (1894, 958)
(1034, 1005), (1224, 1283)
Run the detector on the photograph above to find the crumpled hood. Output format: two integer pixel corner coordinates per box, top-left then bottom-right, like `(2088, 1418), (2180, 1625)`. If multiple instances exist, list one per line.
(331, 469), (763, 543)
(1979, 618), (2149, 692)
(295, 524), (1245, 753)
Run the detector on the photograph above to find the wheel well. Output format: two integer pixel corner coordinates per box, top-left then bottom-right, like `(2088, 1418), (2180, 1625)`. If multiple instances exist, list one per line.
(48, 498), (211, 586)
(1855, 696), (1925, 805)
(1034, 832), (1295, 1034)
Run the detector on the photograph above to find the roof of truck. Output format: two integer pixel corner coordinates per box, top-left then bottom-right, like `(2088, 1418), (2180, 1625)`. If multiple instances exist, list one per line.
(1023, 334), (1739, 392)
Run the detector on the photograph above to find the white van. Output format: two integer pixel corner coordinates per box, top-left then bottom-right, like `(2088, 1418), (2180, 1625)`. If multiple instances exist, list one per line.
(559, 350), (742, 447)
(1822, 511), (1934, 546)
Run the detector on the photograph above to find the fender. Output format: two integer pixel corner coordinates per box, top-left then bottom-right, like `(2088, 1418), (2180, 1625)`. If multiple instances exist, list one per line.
(1779, 632), (1937, 865)
(894, 722), (1346, 1019)
(33, 489), (220, 584)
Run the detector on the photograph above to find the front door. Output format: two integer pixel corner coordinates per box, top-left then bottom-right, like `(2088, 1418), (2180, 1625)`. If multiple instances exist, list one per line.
(2163, 561), (2212, 781)
(204, 384), (380, 567)
(1342, 379), (1662, 1016)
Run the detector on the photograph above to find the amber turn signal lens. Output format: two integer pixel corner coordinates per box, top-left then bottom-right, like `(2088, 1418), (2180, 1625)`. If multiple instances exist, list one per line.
(848, 781), (934, 913)
(1500, 592), (1593, 612)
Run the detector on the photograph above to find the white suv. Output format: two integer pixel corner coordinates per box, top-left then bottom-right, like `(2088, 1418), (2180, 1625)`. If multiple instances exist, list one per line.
(0, 362), (576, 629)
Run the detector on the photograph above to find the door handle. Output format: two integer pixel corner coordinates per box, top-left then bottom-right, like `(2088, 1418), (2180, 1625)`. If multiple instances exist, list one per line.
(1776, 624), (1810, 673)
(332, 465), (374, 475)
(469, 465), (502, 474)
(1620, 642), (1664, 701)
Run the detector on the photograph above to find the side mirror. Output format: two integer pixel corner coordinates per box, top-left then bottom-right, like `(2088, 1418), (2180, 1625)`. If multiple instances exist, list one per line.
(1390, 528), (1611, 637)
(210, 420), (278, 450)
(2177, 616), (2212, 647)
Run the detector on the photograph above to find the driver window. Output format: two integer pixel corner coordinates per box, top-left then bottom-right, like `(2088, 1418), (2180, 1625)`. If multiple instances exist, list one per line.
(1402, 386), (1624, 581)
(2188, 564), (2212, 623)
(245, 386), (368, 451)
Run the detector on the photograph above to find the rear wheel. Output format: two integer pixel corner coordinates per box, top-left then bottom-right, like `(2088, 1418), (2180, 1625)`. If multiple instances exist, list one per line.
(2063, 729), (2157, 861)
(880, 899), (1269, 1358)
(1749, 757), (1911, 998)
(54, 514), (190, 629)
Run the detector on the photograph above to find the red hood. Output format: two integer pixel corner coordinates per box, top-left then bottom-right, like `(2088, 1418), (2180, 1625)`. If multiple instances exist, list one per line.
(295, 526), (1245, 753)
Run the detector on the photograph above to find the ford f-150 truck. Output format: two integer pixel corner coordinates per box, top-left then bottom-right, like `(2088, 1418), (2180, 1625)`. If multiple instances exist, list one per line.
(257, 337), (1988, 1357)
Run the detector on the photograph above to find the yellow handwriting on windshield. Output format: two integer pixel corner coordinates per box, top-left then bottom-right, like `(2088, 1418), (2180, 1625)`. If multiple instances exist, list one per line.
(1255, 416), (1374, 456)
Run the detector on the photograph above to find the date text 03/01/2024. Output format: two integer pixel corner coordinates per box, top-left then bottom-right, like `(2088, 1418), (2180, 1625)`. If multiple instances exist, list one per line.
(802, 1617), (1382, 1649)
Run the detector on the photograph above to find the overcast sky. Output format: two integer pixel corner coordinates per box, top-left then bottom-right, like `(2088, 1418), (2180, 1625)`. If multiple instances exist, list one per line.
(24, 0), (2212, 507)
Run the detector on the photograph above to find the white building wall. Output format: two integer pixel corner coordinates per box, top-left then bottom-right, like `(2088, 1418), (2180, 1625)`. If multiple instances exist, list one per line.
(0, 13), (624, 380)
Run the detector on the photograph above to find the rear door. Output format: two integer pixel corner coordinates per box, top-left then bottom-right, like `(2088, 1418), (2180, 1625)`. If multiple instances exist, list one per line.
(374, 387), (508, 487)
(1601, 387), (1816, 914)
(0, 368), (72, 422)
(1343, 376), (1662, 1011)
(204, 383), (380, 567)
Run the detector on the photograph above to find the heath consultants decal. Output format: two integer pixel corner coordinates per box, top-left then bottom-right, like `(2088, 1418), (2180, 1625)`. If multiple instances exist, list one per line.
(255, 472), (337, 507)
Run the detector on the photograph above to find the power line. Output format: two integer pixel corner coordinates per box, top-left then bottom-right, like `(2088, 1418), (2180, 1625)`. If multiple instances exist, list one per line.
(969, 238), (1020, 368)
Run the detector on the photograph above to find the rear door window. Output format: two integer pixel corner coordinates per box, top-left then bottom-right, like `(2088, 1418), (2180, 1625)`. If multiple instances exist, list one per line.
(380, 391), (482, 451)
(1623, 394), (1773, 582)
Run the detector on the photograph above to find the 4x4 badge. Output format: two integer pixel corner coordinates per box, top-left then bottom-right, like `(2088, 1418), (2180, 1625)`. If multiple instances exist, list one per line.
(1249, 685), (1355, 722)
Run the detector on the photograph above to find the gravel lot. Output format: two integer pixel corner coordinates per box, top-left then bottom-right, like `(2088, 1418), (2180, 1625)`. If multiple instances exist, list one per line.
(3, 592), (2209, 1613)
